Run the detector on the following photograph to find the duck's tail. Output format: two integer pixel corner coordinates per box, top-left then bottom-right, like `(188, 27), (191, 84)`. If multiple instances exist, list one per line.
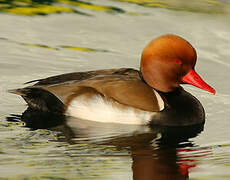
(8, 87), (64, 114)
(8, 88), (22, 95)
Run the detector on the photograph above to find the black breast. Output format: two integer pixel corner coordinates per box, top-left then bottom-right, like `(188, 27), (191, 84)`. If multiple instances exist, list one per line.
(150, 87), (205, 126)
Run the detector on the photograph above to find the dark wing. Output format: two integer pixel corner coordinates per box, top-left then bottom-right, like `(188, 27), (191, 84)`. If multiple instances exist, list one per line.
(26, 68), (139, 86)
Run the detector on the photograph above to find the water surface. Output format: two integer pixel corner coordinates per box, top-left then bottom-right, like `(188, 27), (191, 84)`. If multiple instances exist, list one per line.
(1, 0), (230, 179)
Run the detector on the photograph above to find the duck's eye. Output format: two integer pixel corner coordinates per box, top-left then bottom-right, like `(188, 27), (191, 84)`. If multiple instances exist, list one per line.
(175, 59), (182, 65)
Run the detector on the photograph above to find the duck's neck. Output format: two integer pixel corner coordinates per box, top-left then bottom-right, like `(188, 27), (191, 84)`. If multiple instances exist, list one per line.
(138, 70), (182, 94)
(138, 70), (146, 83)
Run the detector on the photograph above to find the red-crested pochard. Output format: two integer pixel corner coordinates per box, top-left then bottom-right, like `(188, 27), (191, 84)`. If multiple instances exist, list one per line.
(10, 34), (215, 126)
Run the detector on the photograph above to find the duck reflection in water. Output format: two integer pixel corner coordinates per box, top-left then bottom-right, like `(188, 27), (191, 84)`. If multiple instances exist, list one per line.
(7, 108), (204, 180)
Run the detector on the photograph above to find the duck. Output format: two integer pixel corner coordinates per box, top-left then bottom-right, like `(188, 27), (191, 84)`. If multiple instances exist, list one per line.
(9, 34), (215, 126)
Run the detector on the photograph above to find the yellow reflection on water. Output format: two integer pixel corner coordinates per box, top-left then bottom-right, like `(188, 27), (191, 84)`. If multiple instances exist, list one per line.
(1, 4), (75, 16)
(0, 0), (230, 16)
(19, 42), (59, 50)
(0, 37), (109, 52)
(0, 0), (125, 16)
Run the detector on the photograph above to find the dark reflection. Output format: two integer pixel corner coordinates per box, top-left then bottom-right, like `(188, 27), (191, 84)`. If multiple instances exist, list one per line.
(132, 148), (188, 180)
(7, 108), (204, 179)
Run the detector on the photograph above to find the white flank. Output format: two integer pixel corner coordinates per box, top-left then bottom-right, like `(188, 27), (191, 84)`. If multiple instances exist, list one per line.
(66, 95), (154, 125)
(153, 90), (165, 111)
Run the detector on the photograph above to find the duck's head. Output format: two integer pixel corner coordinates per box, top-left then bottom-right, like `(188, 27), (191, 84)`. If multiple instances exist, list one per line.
(140, 34), (215, 94)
